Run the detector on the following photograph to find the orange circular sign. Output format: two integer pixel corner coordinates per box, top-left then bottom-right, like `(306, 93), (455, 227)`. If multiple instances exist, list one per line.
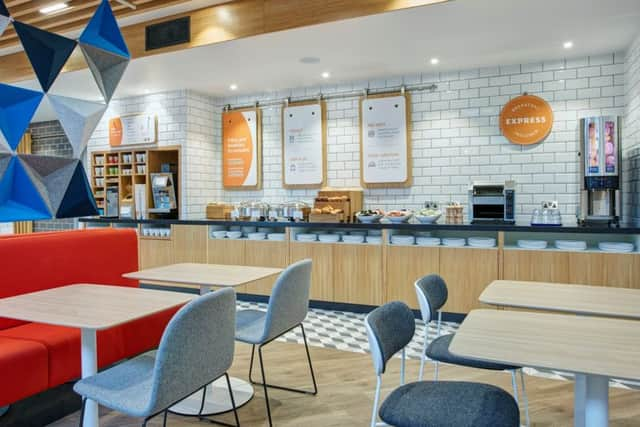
(499, 94), (553, 145)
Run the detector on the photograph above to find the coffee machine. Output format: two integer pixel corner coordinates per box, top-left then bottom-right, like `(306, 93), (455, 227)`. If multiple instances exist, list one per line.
(578, 116), (622, 226)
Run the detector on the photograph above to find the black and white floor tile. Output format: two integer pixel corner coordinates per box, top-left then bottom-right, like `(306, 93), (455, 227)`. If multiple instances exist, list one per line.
(236, 301), (640, 391)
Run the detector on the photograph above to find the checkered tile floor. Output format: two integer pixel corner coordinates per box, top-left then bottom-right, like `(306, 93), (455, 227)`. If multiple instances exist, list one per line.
(237, 301), (640, 391)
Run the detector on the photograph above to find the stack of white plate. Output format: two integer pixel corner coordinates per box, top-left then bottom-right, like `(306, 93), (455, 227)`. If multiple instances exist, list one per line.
(468, 237), (496, 248)
(297, 233), (318, 242)
(247, 232), (266, 241)
(319, 234), (341, 243)
(391, 235), (415, 245)
(226, 231), (243, 239)
(367, 229), (383, 237)
(267, 233), (286, 241)
(416, 237), (441, 246)
(342, 235), (365, 244)
(211, 230), (227, 239)
(366, 236), (382, 244)
(442, 238), (466, 247)
(555, 240), (587, 251)
(598, 242), (634, 253)
(517, 240), (548, 249)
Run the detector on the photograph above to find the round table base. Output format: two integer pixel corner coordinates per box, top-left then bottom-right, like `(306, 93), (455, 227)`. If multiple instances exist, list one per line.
(170, 376), (254, 416)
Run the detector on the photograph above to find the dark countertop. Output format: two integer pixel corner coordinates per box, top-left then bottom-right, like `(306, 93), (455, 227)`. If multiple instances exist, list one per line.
(78, 217), (640, 234)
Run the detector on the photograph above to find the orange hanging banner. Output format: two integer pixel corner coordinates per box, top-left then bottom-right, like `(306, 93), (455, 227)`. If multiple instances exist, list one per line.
(222, 108), (261, 189)
(499, 94), (553, 145)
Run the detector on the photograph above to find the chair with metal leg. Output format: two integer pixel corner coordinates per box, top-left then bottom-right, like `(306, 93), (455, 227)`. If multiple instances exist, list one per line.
(415, 274), (530, 426)
(74, 288), (240, 427)
(366, 300), (520, 427)
(235, 259), (316, 427)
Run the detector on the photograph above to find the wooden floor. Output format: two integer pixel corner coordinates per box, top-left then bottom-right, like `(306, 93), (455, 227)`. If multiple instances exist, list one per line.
(50, 341), (640, 427)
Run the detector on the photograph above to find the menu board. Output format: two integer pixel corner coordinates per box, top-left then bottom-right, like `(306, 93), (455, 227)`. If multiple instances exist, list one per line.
(109, 113), (157, 147)
(360, 94), (411, 187)
(282, 102), (326, 188)
(223, 108), (261, 189)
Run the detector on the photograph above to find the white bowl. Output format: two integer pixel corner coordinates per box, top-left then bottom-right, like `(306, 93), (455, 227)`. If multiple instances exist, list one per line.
(211, 230), (227, 239)
(247, 232), (266, 240)
(517, 240), (547, 249)
(416, 237), (441, 246)
(319, 234), (341, 243)
(357, 214), (383, 224)
(386, 215), (412, 224)
(598, 242), (634, 253)
(267, 233), (286, 241)
(442, 238), (466, 247)
(226, 231), (243, 239)
(555, 240), (587, 251)
(415, 214), (441, 224)
(342, 235), (365, 244)
(468, 237), (496, 248)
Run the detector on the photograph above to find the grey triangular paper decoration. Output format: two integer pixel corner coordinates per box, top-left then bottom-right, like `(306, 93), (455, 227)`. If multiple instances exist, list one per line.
(0, 15), (9, 38)
(0, 132), (11, 154)
(19, 154), (76, 214)
(80, 43), (129, 103)
(0, 154), (10, 178)
(16, 155), (53, 213)
(47, 94), (106, 158)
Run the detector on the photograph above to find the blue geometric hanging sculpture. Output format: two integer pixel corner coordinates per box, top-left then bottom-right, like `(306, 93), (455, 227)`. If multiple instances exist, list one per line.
(0, 0), (9, 17)
(13, 21), (78, 93)
(79, 0), (130, 59)
(56, 161), (98, 218)
(80, 43), (129, 102)
(0, 84), (43, 151)
(0, 156), (52, 221)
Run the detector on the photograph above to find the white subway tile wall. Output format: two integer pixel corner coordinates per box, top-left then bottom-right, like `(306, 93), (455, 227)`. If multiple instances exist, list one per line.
(624, 33), (640, 224)
(85, 53), (634, 223)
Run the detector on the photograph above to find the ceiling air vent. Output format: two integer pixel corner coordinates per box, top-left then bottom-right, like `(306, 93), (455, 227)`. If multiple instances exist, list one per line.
(145, 16), (191, 51)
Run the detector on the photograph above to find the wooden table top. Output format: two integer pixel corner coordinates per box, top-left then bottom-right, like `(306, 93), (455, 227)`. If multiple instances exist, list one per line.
(0, 284), (194, 330)
(450, 309), (640, 382)
(124, 263), (283, 288)
(480, 280), (640, 319)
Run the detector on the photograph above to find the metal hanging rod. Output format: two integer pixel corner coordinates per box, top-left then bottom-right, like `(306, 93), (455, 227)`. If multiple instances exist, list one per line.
(219, 82), (438, 111)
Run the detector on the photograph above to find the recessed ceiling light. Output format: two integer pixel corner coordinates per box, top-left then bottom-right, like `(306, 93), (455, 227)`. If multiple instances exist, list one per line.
(321, 71), (330, 79)
(299, 57), (321, 64)
(430, 57), (440, 65)
(40, 2), (69, 14)
(229, 84), (238, 91)
(563, 41), (574, 49)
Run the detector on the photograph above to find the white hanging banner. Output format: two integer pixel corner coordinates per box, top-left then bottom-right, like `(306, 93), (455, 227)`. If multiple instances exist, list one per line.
(360, 94), (410, 187)
(282, 103), (325, 187)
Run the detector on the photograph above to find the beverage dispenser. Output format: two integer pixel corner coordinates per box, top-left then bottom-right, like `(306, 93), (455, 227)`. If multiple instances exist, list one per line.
(578, 116), (621, 226)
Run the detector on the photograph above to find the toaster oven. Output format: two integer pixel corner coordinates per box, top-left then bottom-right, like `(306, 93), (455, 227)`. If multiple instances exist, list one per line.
(468, 181), (516, 224)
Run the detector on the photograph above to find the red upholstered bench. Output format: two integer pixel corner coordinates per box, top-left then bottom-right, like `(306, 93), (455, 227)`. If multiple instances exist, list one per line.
(0, 229), (180, 407)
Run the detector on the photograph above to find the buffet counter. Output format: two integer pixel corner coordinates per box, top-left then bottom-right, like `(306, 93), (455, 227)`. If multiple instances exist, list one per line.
(79, 218), (640, 315)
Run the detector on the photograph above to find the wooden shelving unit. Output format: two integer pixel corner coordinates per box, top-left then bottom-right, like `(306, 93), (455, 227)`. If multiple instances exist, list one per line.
(90, 146), (180, 218)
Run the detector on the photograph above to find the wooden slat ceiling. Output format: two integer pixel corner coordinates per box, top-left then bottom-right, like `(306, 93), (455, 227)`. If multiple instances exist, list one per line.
(0, 0), (191, 49)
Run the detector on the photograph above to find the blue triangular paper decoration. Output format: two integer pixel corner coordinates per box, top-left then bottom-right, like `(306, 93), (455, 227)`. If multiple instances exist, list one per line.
(0, 156), (52, 222)
(56, 161), (98, 218)
(13, 21), (78, 92)
(0, 0), (9, 17)
(0, 84), (43, 151)
(79, 0), (130, 59)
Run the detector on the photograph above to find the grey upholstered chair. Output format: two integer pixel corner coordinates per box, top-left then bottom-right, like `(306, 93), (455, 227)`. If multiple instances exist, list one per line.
(415, 274), (529, 426)
(74, 288), (239, 427)
(365, 301), (520, 427)
(235, 259), (316, 426)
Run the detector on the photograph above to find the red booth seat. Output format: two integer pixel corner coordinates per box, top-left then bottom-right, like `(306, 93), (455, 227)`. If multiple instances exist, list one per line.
(0, 229), (180, 407)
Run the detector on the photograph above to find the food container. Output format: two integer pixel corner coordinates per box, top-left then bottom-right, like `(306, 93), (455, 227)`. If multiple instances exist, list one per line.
(268, 204), (285, 221)
(385, 210), (413, 223)
(416, 206), (442, 224)
(282, 201), (310, 221)
(236, 201), (270, 221)
(356, 209), (384, 224)
(445, 203), (464, 224)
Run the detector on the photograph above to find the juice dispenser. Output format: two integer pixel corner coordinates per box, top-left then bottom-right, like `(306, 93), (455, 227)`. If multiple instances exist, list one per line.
(578, 116), (622, 226)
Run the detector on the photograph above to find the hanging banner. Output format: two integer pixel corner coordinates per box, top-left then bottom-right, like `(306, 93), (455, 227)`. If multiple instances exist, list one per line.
(360, 93), (411, 187)
(222, 108), (261, 189)
(109, 113), (157, 147)
(282, 102), (326, 188)
(499, 94), (553, 145)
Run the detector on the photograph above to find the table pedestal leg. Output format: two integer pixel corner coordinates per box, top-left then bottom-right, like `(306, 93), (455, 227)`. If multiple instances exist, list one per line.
(81, 329), (98, 427)
(169, 377), (254, 416)
(574, 374), (586, 427)
(585, 375), (609, 427)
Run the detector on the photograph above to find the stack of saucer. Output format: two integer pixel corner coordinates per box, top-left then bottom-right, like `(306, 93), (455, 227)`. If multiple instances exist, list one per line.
(442, 238), (466, 247)
(517, 240), (548, 249)
(319, 234), (341, 243)
(267, 233), (286, 241)
(468, 237), (496, 248)
(416, 237), (441, 246)
(391, 235), (415, 245)
(555, 240), (587, 251)
(598, 242), (634, 253)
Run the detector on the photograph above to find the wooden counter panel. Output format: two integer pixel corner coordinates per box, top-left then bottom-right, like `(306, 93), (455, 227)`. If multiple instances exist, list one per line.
(568, 252), (640, 288)
(206, 239), (246, 292)
(290, 242), (334, 301)
(503, 249), (569, 283)
(439, 248), (498, 313)
(385, 245), (439, 309)
(139, 239), (173, 270)
(244, 241), (289, 296)
(333, 244), (383, 306)
(172, 225), (208, 263)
